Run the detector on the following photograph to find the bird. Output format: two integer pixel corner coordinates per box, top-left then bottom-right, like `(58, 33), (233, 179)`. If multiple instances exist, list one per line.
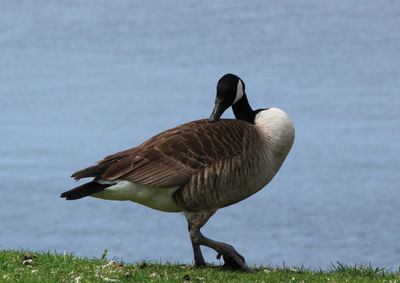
(61, 73), (295, 271)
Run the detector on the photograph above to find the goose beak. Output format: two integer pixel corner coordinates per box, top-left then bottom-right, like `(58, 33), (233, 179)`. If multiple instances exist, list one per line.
(208, 101), (226, 123)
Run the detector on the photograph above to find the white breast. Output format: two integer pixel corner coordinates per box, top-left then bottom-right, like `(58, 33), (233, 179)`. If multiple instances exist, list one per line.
(252, 107), (295, 187)
(91, 180), (182, 212)
(254, 107), (295, 151)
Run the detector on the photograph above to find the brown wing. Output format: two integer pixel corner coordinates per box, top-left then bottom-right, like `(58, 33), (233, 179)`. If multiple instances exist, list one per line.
(71, 118), (254, 188)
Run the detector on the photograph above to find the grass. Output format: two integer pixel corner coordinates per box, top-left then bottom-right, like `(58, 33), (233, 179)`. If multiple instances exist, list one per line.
(1, 250), (399, 282)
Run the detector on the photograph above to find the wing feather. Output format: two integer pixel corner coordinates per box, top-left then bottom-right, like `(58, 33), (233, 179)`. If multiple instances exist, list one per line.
(71, 119), (256, 188)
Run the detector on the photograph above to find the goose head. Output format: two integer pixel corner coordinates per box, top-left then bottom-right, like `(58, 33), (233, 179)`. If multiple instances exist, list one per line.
(209, 73), (256, 123)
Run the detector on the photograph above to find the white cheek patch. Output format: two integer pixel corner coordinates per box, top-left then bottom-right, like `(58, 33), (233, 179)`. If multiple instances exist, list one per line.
(233, 79), (244, 104)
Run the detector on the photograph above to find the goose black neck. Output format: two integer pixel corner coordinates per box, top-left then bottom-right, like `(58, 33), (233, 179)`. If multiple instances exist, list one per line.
(232, 94), (255, 123)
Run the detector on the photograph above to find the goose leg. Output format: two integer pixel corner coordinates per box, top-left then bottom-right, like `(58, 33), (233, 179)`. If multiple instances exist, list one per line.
(184, 210), (250, 272)
(188, 223), (206, 267)
(191, 242), (206, 267)
(190, 227), (250, 272)
(217, 251), (247, 270)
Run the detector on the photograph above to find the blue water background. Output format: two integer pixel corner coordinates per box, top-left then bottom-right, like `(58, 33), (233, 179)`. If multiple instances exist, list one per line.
(1, 1), (399, 269)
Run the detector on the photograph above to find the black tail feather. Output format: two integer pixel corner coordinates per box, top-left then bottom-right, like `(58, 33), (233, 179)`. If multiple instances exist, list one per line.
(61, 181), (110, 200)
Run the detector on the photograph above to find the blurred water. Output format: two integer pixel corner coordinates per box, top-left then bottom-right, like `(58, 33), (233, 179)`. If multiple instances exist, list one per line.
(1, 0), (399, 270)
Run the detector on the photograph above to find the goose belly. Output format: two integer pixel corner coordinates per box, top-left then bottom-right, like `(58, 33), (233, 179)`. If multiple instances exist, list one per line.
(91, 180), (182, 212)
(174, 148), (287, 211)
(175, 157), (272, 210)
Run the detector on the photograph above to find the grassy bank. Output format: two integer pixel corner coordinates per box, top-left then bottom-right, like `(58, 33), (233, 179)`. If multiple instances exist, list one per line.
(0, 250), (398, 282)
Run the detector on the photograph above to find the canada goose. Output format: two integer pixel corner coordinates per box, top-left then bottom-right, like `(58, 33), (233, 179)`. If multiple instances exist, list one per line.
(61, 74), (295, 271)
